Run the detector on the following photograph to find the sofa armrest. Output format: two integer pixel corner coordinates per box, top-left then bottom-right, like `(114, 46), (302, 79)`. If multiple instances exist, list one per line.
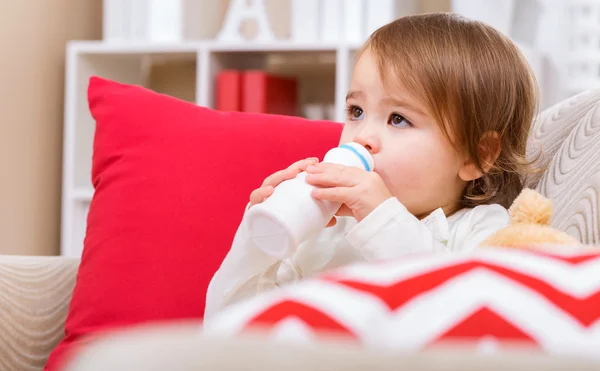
(526, 89), (600, 244)
(0, 255), (79, 371)
(63, 322), (600, 371)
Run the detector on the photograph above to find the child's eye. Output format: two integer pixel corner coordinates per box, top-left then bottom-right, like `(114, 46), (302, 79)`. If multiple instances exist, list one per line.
(346, 105), (364, 121)
(389, 113), (412, 128)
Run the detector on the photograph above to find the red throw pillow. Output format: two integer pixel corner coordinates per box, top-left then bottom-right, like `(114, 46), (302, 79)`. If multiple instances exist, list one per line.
(204, 247), (600, 359)
(46, 77), (343, 370)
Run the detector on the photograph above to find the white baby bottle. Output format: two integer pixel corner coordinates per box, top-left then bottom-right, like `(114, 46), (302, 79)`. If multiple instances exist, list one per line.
(245, 142), (374, 258)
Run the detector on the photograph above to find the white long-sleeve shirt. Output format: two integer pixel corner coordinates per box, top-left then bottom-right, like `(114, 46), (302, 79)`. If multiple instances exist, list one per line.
(204, 197), (509, 322)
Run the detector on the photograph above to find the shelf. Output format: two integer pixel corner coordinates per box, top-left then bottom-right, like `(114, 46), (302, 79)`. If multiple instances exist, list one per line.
(203, 49), (337, 116)
(68, 51), (198, 191)
(69, 41), (201, 55)
(210, 42), (357, 52)
(68, 40), (363, 55)
(71, 188), (94, 202)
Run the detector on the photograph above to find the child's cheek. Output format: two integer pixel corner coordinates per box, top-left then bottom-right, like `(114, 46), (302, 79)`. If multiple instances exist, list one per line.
(377, 157), (425, 194)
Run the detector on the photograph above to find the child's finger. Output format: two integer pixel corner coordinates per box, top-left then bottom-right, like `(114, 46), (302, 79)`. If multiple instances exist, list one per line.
(311, 186), (352, 204)
(262, 168), (296, 188)
(290, 157), (319, 172)
(305, 166), (360, 188)
(306, 162), (343, 174)
(249, 186), (274, 206)
(262, 158), (319, 188)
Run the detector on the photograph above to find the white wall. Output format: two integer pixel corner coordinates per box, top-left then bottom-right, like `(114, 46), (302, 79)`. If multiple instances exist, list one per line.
(535, 0), (571, 109)
(0, 0), (102, 256)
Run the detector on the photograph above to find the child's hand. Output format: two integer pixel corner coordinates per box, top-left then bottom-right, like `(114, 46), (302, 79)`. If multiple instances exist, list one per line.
(249, 157), (320, 207)
(305, 163), (393, 222)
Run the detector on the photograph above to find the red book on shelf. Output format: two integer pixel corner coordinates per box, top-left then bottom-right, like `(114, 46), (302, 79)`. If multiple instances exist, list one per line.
(216, 70), (243, 112)
(242, 71), (298, 116)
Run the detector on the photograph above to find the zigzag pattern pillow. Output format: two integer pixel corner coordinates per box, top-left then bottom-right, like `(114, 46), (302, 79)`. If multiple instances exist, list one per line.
(203, 247), (600, 358)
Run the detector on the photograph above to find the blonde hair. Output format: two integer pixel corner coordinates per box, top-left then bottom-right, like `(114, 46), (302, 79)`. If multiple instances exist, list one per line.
(362, 13), (540, 209)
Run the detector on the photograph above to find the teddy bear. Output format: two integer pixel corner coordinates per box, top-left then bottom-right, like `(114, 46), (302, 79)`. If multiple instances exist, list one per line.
(480, 188), (580, 248)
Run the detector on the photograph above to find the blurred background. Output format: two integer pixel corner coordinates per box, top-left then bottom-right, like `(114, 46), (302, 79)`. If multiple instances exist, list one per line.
(0, 0), (586, 256)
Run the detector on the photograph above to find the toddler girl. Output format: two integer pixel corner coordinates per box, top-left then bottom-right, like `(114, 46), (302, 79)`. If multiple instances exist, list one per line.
(204, 13), (539, 321)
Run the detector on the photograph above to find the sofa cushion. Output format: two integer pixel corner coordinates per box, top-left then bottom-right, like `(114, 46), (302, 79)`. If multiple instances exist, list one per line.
(203, 247), (600, 359)
(64, 321), (600, 371)
(526, 89), (600, 244)
(0, 256), (79, 371)
(45, 77), (343, 370)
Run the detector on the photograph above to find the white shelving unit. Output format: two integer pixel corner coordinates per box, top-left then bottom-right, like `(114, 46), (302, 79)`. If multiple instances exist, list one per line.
(60, 1), (549, 257)
(60, 40), (363, 257)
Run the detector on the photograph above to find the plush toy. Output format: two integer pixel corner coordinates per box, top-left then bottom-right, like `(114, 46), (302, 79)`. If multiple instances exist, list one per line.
(481, 188), (580, 248)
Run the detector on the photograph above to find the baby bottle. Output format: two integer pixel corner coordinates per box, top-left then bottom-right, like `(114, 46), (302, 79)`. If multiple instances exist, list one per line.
(245, 142), (374, 258)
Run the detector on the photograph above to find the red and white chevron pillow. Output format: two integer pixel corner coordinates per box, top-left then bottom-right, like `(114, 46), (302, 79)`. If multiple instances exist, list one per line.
(203, 247), (600, 358)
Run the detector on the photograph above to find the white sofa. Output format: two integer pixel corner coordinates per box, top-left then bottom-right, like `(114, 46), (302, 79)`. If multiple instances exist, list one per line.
(2, 89), (600, 371)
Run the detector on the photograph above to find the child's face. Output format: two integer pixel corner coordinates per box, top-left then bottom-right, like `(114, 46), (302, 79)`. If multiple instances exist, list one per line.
(339, 49), (473, 218)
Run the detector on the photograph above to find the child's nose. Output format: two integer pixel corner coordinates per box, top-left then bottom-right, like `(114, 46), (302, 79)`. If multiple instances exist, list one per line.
(354, 134), (380, 154)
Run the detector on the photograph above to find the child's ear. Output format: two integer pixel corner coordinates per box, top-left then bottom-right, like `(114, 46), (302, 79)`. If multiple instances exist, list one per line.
(458, 131), (501, 182)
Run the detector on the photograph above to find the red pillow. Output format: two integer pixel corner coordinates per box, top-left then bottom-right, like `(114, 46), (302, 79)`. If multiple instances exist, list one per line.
(205, 247), (600, 358)
(46, 77), (343, 370)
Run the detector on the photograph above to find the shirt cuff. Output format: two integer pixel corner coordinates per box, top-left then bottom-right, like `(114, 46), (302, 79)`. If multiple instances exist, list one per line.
(345, 197), (408, 249)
